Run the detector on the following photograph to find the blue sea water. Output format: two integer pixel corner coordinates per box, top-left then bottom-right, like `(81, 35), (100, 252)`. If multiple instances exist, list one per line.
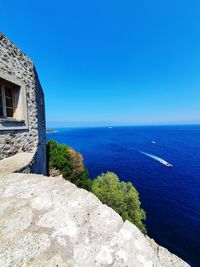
(47, 125), (200, 266)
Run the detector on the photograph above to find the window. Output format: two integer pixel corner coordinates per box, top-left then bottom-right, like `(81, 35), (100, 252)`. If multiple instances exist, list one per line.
(0, 84), (16, 118)
(0, 73), (28, 130)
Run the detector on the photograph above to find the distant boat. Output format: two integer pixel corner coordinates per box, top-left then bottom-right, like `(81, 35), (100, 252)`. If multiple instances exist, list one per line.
(165, 162), (173, 168)
(108, 126), (113, 129)
(46, 129), (58, 133)
(151, 141), (156, 144)
(140, 151), (173, 168)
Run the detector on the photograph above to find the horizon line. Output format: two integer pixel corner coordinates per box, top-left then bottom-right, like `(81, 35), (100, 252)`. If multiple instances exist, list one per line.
(46, 122), (200, 129)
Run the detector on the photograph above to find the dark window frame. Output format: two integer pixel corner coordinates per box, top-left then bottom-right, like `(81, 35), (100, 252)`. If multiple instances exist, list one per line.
(0, 72), (29, 131)
(0, 84), (16, 118)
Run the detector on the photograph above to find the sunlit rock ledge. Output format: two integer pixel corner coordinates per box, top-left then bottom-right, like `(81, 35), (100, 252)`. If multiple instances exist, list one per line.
(0, 169), (189, 266)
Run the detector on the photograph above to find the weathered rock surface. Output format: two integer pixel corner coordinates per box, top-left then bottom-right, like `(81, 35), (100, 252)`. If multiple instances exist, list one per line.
(0, 172), (189, 267)
(0, 151), (35, 176)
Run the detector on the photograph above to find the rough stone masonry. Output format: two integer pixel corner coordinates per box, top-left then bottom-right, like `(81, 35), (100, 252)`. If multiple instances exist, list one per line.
(0, 33), (46, 174)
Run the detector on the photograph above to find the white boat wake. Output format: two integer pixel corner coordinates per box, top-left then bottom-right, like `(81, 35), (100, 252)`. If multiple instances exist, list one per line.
(140, 151), (173, 167)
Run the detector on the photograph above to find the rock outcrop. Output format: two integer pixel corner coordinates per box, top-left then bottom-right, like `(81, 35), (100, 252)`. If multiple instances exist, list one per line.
(0, 171), (189, 266)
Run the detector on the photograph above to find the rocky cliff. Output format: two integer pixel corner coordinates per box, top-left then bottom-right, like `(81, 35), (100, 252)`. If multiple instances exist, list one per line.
(0, 154), (189, 267)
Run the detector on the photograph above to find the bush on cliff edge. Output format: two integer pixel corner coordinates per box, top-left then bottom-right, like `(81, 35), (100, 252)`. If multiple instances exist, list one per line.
(47, 140), (146, 233)
(47, 140), (91, 190)
(91, 172), (146, 234)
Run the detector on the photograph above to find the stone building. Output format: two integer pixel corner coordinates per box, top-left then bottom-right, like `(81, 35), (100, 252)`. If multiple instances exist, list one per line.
(0, 33), (46, 175)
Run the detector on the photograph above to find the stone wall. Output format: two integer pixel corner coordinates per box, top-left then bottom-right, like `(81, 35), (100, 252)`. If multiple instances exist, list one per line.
(0, 33), (46, 175)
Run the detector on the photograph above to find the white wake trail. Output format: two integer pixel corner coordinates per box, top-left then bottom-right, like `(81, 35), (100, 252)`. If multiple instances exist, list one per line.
(140, 151), (173, 167)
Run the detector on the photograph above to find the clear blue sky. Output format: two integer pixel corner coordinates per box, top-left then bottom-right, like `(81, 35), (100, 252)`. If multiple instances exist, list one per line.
(1, 0), (200, 126)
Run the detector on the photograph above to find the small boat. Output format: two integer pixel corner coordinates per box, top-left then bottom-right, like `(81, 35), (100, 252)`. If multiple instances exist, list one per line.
(151, 141), (156, 144)
(108, 126), (113, 129)
(165, 162), (173, 168)
(140, 151), (173, 168)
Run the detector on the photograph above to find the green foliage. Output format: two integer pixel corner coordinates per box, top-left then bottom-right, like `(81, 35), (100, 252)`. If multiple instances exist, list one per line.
(47, 140), (91, 190)
(47, 140), (146, 233)
(91, 172), (146, 234)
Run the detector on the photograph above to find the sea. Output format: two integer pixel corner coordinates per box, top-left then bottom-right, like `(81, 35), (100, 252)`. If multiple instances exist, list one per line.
(47, 125), (200, 266)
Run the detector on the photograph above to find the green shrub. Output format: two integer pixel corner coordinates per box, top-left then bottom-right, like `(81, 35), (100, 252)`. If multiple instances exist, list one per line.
(91, 172), (146, 234)
(47, 140), (146, 233)
(47, 140), (91, 190)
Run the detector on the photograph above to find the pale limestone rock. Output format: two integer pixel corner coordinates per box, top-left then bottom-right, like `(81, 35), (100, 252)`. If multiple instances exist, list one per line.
(31, 254), (69, 267)
(0, 206), (33, 240)
(0, 152), (34, 176)
(0, 233), (50, 267)
(0, 172), (190, 267)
